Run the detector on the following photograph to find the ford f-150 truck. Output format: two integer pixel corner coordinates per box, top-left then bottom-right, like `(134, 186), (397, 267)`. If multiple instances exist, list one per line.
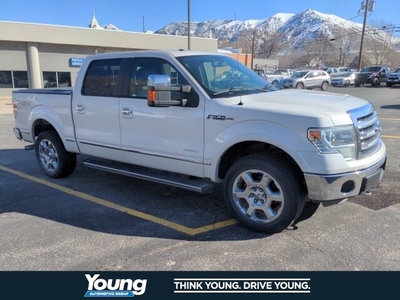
(12, 50), (387, 233)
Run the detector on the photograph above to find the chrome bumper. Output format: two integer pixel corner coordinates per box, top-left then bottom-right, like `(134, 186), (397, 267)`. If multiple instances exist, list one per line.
(304, 155), (387, 202)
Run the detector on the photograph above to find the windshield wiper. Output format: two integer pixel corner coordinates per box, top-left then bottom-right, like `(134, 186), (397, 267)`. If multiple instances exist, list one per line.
(212, 86), (264, 97)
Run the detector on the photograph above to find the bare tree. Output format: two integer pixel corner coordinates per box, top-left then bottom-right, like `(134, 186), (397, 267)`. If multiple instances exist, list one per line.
(257, 32), (284, 59)
(366, 22), (397, 65)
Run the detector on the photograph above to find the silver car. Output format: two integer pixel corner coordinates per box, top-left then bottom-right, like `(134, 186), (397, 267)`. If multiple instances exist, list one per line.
(331, 72), (356, 87)
(284, 70), (331, 91)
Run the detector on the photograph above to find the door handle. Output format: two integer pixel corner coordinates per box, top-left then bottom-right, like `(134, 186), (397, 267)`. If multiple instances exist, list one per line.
(121, 108), (133, 118)
(75, 105), (85, 114)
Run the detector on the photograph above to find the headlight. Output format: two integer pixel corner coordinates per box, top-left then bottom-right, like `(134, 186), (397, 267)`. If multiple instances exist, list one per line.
(308, 125), (357, 161)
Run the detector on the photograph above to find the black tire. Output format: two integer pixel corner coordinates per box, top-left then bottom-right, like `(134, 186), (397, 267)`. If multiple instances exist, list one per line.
(320, 81), (329, 91)
(223, 154), (305, 233)
(371, 77), (379, 86)
(345, 80), (350, 86)
(386, 82), (392, 87)
(35, 130), (77, 178)
(354, 81), (360, 87)
(296, 83), (304, 89)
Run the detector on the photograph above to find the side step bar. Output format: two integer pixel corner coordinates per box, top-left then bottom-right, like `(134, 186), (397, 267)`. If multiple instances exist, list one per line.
(83, 159), (215, 195)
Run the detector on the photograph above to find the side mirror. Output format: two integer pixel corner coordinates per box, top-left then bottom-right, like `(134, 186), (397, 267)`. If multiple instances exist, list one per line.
(147, 75), (191, 107)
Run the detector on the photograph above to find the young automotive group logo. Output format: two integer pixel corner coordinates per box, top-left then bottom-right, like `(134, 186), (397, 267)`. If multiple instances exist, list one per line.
(84, 274), (147, 297)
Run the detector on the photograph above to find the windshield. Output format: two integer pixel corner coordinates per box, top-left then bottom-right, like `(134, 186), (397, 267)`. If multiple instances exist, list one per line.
(176, 55), (276, 98)
(342, 72), (353, 77)
(361, 66), (381, 72)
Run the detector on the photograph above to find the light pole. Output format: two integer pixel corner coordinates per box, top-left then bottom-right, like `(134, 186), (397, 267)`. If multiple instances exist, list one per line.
(251, 29), (256, 69)
(187, 0), (191, 50)
(357, 0), (376, 70)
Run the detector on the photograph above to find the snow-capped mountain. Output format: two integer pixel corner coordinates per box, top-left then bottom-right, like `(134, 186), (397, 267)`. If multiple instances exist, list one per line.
(155, 9), (399, 52)
(156, 13), (294, 40)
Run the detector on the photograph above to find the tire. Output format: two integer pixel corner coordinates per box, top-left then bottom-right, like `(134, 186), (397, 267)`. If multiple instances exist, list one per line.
(296, 83), (304, 89)
(223, 154), (305, 233)
(371, 77), (379, 86)
(320, 81), (329, 91)
(354, 81), (360, 87)
(345, 80), (350, 87)
(35, 130), (77, 178)
(386, 82), (392, 87)
(271, 80), (279, 89)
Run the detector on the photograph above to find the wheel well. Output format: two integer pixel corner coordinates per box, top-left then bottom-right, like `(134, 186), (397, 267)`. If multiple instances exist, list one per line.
(33, 119), (56, 138)
(218, 141), (305, 187)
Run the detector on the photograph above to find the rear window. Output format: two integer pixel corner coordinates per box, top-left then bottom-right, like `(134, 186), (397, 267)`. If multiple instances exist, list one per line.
(82, 59), (122, 96)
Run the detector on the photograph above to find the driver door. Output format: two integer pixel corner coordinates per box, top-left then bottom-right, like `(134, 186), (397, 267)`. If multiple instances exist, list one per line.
(119, 57), (205, 177)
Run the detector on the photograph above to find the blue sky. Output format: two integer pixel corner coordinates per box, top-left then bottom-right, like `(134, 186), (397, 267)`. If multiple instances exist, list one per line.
(0, 0), (398, 33)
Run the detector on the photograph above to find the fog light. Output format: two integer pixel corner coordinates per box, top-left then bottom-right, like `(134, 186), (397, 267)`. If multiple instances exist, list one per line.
(341, 181), (355, 194)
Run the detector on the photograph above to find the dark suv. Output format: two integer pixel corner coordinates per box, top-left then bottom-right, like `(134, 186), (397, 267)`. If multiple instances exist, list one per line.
(354, 65), (390, 87)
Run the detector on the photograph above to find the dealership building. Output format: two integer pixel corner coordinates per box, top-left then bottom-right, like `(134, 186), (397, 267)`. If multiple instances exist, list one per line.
(0, 15), (218, 96)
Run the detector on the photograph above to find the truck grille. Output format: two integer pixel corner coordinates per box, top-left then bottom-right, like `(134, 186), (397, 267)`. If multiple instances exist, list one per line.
(348, 104), (381, 159)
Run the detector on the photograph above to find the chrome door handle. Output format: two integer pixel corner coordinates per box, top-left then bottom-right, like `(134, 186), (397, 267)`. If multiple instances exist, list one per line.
(121, 108), (133, 115)
(75, 105), (85, 114)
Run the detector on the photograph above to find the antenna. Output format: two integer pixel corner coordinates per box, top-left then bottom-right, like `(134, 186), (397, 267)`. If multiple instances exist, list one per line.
(142, 16), (145, 33)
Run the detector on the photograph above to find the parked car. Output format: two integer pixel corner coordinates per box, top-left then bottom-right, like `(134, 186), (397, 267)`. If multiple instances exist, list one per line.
(326, 67), (338, 75)
(331, 72), (356, 87)
(354, 65), (390, 87)
(283, 70), (331, 91)
(264, 69), (298, 88)
(337, 67), (352, 74)
(386, 67), (400, 87)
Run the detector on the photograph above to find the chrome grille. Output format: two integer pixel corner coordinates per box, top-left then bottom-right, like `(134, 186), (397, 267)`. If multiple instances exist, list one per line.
(348, 104), (381, 159)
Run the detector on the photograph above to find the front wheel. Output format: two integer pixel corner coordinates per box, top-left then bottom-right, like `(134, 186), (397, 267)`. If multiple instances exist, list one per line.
(36, 130), (77, 178)
(223, 154), (305, 233)
(320, 81), (329, 91)
(296, 83), (304, 89)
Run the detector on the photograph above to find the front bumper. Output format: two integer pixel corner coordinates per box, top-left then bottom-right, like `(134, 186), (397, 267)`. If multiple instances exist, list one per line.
(304, 155), (387, 202)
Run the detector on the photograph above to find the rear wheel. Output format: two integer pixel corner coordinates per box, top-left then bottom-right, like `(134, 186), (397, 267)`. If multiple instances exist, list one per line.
(35, 130), (76, 178)
(223, 154), (305, 233)
(271, 80), (280, 89)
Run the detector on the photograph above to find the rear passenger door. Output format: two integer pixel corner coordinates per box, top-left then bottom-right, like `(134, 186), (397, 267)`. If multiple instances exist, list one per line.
(73, 58), (124, 161)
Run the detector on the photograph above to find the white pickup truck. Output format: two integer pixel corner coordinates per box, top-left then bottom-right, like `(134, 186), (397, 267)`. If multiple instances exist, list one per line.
(12, 50), (387, 233)
(264, 69), (298, 88)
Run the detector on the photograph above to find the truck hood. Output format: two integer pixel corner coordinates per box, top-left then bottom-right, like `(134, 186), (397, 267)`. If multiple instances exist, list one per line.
(227, 89), (370, 127)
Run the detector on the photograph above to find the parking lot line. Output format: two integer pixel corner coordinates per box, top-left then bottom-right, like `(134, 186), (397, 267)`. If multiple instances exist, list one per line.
(380, 118), (400, 121)
(0, 165), (237, 236)
(382, 135), (400, 139)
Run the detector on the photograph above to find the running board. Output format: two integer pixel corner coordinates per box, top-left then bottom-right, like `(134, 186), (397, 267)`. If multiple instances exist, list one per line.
(83, 159), (215, 194)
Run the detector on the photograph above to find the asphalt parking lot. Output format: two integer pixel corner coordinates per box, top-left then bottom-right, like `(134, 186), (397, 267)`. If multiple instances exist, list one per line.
(0, 86), (399, 271)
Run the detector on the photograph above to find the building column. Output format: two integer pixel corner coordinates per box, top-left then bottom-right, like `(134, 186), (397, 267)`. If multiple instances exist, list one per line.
(27, 42), (42, 88)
